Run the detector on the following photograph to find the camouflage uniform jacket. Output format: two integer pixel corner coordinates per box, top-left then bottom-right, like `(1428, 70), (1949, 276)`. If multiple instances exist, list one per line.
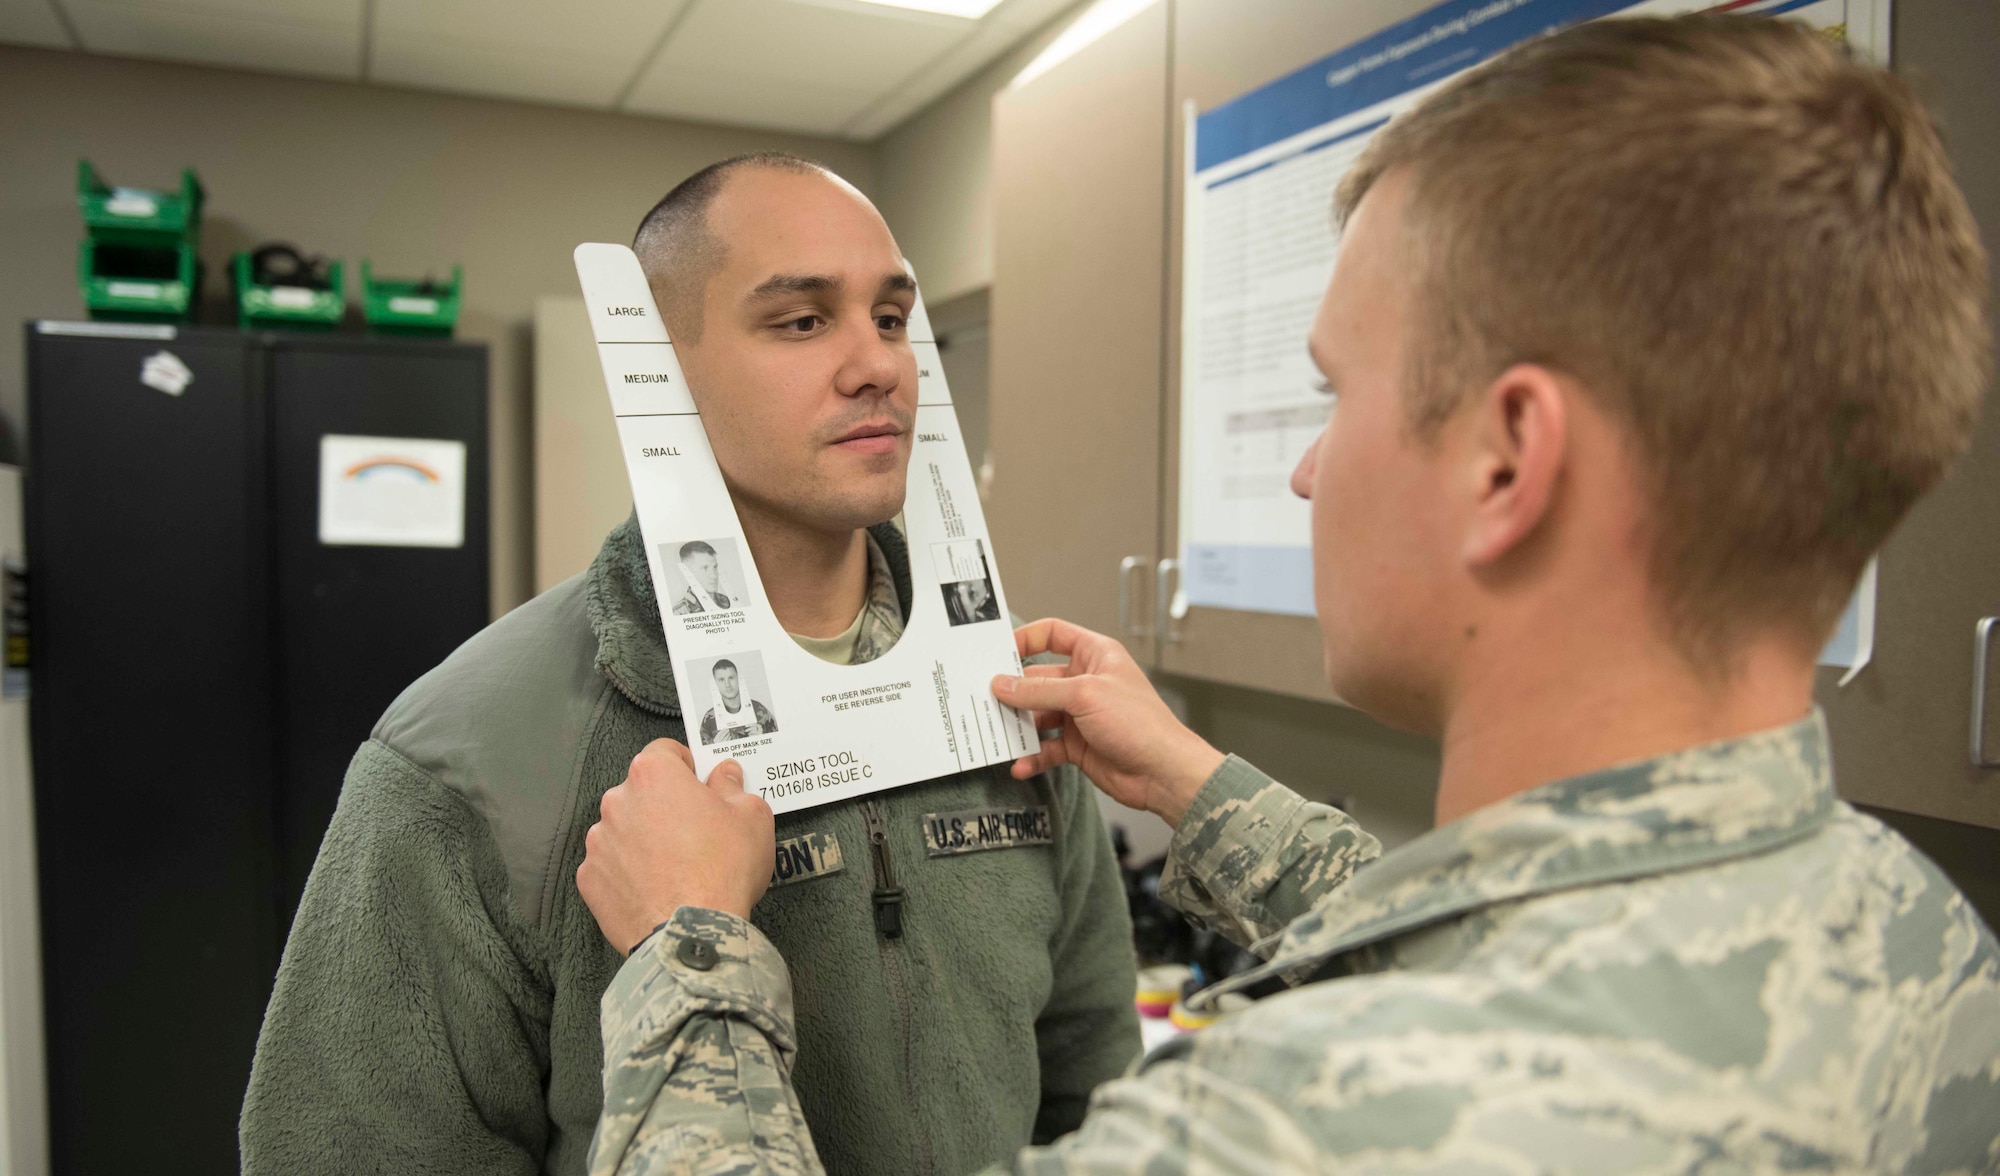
(591, 710), (2000, 1174)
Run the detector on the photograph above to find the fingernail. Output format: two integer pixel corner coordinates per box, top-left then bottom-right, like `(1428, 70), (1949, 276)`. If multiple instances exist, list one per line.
(718, 761), (743, 786)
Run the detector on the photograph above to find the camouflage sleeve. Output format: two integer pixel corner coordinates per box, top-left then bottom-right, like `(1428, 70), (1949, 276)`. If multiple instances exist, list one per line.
(1002, 1056), (1311, 1175)
(1155, 755), (1381, 949)
(589, 907), (826, 1176)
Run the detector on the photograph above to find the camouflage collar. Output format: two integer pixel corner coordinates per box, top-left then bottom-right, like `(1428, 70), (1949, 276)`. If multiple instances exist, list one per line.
(584, 513), (914, 717)
(1210, 709), (1837, 1003)
(850, 530), (907, 664)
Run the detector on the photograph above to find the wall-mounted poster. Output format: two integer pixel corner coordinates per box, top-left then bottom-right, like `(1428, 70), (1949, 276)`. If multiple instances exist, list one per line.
(1178, 0), (1890, 625)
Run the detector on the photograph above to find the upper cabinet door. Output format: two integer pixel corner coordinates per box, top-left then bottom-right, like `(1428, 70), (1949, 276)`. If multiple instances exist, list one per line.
(1821, 0), (2000, 831)
(990, 0), (1171, 655)
(1161, 0), (1439, 702)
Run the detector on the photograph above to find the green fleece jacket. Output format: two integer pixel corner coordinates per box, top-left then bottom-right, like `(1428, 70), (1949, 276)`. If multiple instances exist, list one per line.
(239, 517), (1141, 1176)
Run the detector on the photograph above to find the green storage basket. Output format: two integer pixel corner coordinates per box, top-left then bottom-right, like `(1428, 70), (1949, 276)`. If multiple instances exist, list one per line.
(234, 252), (345, 330)
(76, 160), (205, 323)
(360, 262), (461, 336)
(78, 239), (199, 322)
(77, 160), (204, 247)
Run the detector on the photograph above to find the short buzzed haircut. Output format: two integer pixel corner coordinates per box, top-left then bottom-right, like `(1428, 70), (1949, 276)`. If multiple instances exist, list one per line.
(632, 152), (830, 342)
(1336, 16), (1990, 668)
(679, 540), (717, 562)
(712, 659), (737, 678)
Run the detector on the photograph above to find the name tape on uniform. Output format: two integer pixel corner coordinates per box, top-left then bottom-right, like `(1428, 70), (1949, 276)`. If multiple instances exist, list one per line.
(769, 832), (844, 889)
(921, 806), (1054, 857)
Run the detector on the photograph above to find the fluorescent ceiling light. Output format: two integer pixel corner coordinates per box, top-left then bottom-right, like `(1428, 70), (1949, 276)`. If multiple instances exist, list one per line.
(849, 0), (1007, 17)
(1008, 0), (1157, 89)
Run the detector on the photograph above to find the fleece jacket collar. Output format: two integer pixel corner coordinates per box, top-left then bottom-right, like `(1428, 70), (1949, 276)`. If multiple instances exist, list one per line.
(583, 512), (915, 718)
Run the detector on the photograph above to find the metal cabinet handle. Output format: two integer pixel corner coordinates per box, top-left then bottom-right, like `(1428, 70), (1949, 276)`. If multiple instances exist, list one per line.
(1156, 558), (1182, 644)
(1974, 617), (1999, 767)
(1117, 556), (1151, 638)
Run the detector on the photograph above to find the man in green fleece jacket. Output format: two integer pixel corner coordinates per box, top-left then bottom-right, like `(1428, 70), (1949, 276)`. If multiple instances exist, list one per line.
(239, 153), (1141, 1175)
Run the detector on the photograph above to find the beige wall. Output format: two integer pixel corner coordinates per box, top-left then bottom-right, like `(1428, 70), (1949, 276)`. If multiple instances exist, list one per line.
(532, 294), (631, 593)
(0, 45), (874, 619)
(873, 3), (1087, 304)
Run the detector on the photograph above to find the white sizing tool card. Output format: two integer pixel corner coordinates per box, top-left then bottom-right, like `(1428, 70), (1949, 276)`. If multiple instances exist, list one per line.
(573, 243), (1036, 814)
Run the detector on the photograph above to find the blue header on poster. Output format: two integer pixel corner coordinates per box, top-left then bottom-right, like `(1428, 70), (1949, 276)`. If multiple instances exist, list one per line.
(1193, 0), (1639, 173)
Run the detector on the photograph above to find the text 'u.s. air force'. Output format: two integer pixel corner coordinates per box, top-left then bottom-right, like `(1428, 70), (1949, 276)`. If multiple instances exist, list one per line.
(921, 806), (1053, 857)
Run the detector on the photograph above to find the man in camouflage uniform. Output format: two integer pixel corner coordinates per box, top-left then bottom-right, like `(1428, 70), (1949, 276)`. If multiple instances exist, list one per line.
(573, 16), (2000, 1174)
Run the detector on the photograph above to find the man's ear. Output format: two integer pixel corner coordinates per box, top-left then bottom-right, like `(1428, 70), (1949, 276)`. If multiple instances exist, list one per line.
(1461, 363), (1567, 569)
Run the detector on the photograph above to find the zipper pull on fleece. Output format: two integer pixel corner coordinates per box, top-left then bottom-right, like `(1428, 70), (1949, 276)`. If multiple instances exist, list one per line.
(872, 880), (906, 939)
(860, 799), (906, 940)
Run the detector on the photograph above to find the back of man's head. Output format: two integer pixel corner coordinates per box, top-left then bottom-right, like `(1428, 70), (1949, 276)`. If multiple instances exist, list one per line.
(1338, 16), (1990, 667)
(633, 152), (831, 342)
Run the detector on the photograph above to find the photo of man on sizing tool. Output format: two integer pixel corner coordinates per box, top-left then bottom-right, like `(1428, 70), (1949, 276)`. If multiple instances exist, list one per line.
(945, 576), (1000, 626)
(669, 538), (740, 614)
(697, 653), (778, 745)
(935, 538), (1002, 626)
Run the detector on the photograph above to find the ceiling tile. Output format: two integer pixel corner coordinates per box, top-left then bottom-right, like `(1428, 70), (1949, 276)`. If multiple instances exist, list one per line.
(839, 16), (1010, 136)
(62, 0), (363, 79)
(839, 0), (1081, 137)
(778, 0), (992, 31)
(370, 0), (688, 107)
(623, 68), (881, 137)
(983, 0), (1080, 32)
(19, 0), (1068, 140)
(622, 0), (966, 132)
(0, 0), (74, 49)
(139, 0), (348, 19)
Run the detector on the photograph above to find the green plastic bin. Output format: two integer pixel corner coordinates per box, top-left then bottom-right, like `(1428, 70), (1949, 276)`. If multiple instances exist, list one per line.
(76, 160), (206, 323)
(77, 160), (204, 247)
(78, 239), (199, 323)
(234, 252), (345, 330)
(360, 262), (461, 336)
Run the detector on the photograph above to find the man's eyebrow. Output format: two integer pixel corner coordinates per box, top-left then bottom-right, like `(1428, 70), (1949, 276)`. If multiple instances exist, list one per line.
(879, 273), (916, 298)
(746, 273), (839, 302)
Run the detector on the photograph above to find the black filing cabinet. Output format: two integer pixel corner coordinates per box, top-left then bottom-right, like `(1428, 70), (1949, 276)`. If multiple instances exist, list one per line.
(24, 323), (489, 1173)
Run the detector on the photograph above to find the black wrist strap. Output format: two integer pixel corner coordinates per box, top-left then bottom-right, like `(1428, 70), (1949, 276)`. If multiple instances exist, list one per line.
(629, 919), (672, 959)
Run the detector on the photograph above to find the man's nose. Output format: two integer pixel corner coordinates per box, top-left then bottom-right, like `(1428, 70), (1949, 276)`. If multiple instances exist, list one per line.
(834, 317), (904, 400)
(1291, 430), (1323, 499)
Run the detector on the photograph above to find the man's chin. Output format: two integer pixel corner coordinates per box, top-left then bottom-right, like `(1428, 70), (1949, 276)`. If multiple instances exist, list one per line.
(734, 459), (907, 534)
(791, 500), (906, 537)
(812, 470), (908, 532)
